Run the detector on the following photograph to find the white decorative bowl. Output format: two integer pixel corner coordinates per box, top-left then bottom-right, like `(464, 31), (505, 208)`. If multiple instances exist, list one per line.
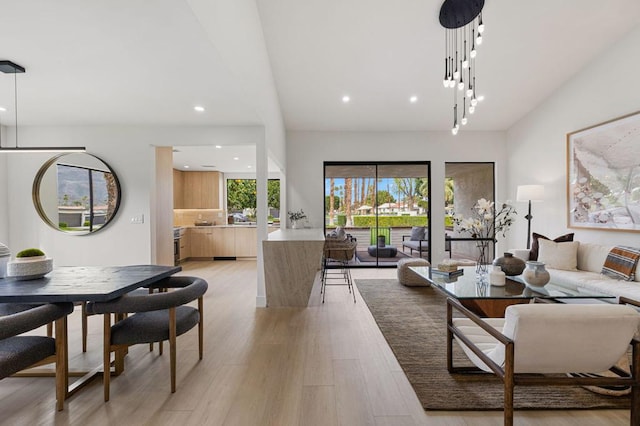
(7, 257), (53, 280)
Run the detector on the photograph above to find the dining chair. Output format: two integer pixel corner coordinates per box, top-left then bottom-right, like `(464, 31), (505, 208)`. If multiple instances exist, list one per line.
(86, 276), (208, 401)
(0, 302), (74, 411)
(446, 298), (640, 426)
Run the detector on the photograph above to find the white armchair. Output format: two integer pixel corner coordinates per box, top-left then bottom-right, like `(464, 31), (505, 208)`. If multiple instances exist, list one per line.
(446, 298), (640, 426)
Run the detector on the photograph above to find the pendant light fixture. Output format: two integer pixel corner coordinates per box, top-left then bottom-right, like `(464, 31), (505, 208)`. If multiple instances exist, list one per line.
(439, 0), (485, 135)
(0, 60), (86, 153)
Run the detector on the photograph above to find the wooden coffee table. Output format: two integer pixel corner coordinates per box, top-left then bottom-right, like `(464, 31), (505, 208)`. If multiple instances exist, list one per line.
(409, 266), (615, 317)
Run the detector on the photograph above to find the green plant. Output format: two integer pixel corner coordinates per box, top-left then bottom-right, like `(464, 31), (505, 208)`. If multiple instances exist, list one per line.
(59, 222), (68, 228)
(287, 209), (306, 221)
(16, 248), (45, 258)
(83, 220), (91, 226)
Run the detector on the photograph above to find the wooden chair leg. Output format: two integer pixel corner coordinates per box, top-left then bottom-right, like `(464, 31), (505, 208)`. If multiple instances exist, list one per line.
(47, 322), (53, 337)
(504, 343), (515, 426)
(82, 302), (88, 352)
(198, 297), (204, 360)
(54, 317), (67, 411)
(103, 314), (111, 402)
(169, 307), (177, 393)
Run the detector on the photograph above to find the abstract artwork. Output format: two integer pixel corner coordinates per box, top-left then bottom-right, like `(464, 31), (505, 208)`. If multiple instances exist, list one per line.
(567, 111), (640, 232)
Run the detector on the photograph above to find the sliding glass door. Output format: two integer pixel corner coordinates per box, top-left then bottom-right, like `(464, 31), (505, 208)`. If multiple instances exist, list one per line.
(324, 161), (430, 267)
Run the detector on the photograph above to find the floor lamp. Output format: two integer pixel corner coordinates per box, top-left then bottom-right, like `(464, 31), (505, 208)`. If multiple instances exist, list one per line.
(516, 185), (544, 249)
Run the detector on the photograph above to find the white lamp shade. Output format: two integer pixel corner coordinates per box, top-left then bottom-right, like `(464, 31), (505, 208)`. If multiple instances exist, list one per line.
(516, 185), (544, 202)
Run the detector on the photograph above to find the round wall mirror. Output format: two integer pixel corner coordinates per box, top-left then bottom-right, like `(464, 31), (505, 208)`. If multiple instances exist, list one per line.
(32, 153), (121, 235)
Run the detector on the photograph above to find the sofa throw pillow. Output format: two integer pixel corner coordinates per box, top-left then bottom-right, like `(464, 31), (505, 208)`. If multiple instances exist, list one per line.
(537, 239), (579, 271)
(601, 246), (640, 281)
(410, 226), (426, 241)
(529, 232), (574, 260)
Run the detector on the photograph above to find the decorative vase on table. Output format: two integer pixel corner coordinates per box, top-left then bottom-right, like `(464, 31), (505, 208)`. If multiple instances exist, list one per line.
(493, 252), (526, 276)
(475, 240), (491, 277)
(522, 261), (550, 287)
(291, 220), (299, 229)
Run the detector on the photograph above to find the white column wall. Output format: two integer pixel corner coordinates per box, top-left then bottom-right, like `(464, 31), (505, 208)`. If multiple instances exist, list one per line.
(286, 130), (508, 262)
(506, 25), (640, 250)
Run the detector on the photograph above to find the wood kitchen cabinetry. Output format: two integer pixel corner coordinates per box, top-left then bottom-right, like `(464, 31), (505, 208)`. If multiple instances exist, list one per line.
(179, 230), (190, 261)
(189, 228), (214, 257)
(235, 227), (257, 257)
(183, 226), (263, 259)
(173, 170), (221, 209)
(212, 227), (236, 257)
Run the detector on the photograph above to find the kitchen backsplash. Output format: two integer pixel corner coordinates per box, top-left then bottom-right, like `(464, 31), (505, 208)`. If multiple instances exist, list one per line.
(174, 209), (225, 226)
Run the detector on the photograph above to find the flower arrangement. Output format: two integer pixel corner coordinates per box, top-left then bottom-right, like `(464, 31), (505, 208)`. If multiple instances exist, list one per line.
(452, 198), (516, 274)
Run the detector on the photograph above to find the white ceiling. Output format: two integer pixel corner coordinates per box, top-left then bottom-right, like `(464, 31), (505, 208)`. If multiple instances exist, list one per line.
(1, 1), (639, 143)
(172, 144), (279, 173)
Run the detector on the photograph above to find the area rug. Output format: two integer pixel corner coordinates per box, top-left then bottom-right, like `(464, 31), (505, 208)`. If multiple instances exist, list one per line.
(355, 279), (630, 411)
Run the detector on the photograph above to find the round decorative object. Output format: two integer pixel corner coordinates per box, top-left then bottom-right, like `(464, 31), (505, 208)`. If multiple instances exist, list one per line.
(492, 252), (526, 276)
(32, 153), (121, 235)
(7, 257), (53, 280)
(522, 261), (550, 287)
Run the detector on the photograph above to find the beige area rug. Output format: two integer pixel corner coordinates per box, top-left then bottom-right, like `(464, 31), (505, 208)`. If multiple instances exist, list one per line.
(355, 279), (630, 411)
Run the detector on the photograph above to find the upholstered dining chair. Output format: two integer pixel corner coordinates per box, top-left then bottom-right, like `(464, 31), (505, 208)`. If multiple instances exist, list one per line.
(86, 276), (208, 401)
(0, 302), (74, 411)
(447, 298), (640, 426)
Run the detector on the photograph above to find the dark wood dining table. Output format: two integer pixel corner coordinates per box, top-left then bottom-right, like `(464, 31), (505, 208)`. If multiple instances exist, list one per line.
(0, 264), (182, 398)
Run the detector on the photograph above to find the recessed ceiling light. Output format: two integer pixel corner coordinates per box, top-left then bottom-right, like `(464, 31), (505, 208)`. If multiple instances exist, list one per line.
(194, 106), (205, 112)
(184, 165), (190, 169)
(477, 95), (485, 102)
(215, 145), (222, 149)
(0, 106), (6, 112)
(247, 165), (252, 169)
(410, 95), (418, 103)
(233, 157), (239, 160)
(342, 95), (350, 103)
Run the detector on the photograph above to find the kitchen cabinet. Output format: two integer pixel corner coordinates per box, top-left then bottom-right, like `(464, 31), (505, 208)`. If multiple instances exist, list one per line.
(189, 228), (214, 257)
(212, 227), (235, 257)
(182, 171), (221, 209)
(179, 230), (190, 261)
(234, 227), (257, 257)
(173, 169), (184, 208)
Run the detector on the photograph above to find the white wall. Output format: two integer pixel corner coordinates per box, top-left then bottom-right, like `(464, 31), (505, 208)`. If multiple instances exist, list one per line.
(1, 125), (264, 266)
(286, 130), (508, 261)
(0, 126), (7, 244)
(506, 25), (640, 250)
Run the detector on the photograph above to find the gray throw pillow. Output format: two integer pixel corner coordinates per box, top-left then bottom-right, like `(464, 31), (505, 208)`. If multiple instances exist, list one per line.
(410, 226), (426, 241)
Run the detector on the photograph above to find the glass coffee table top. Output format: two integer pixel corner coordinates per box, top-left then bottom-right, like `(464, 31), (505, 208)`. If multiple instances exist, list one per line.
(409, 266), (614, 301)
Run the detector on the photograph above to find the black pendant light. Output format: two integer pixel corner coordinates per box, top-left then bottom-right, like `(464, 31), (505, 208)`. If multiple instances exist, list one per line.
(0, 60), (86, 153)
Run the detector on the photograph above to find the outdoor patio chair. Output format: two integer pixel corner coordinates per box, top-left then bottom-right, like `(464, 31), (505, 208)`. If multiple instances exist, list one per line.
(402, 226), (429, 257)
(446, 297), (640, 426)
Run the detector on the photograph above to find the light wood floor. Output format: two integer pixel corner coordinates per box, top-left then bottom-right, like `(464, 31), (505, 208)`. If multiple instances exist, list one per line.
(0, 260), (627, 425)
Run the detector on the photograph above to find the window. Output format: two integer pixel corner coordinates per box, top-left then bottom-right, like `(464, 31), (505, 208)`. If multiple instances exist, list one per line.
(56, 164), (117, 232)
(226, 179), (280, 221)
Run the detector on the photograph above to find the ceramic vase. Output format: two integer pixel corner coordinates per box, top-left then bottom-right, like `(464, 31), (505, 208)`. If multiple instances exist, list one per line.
(522, 261), (550, 287)
(492, 252), (526, 276)
(489, 265), (506, 286)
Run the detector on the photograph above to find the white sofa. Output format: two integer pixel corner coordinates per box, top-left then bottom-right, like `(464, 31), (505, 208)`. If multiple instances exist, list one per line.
(511, 242), (640, 303)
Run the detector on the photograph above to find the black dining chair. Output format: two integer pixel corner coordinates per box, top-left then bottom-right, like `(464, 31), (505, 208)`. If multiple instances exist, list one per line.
(0, 302), (74, 411)
(86, 276), (208, 401)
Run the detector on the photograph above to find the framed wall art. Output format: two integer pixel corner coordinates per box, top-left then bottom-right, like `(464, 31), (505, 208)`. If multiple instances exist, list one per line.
(567, 110), (640, 232)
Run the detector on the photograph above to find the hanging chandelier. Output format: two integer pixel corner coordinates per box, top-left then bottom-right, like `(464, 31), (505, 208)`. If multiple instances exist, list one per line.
(439, 0), (485, 135)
